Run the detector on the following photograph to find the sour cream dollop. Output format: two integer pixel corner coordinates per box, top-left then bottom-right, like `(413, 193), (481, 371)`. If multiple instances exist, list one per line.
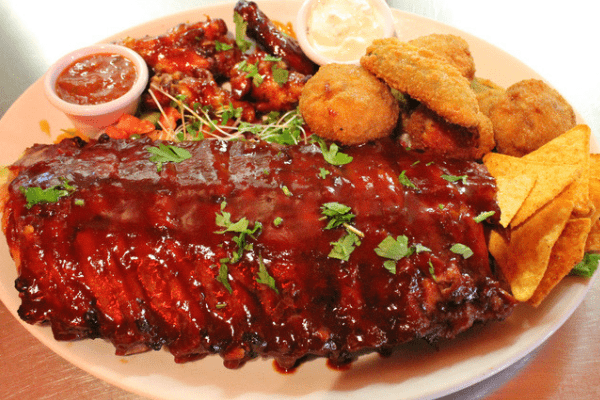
(306, 0), (388, 62)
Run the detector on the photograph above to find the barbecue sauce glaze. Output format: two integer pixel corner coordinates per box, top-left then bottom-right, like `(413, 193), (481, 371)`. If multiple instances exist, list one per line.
(2, 136), (516, 371)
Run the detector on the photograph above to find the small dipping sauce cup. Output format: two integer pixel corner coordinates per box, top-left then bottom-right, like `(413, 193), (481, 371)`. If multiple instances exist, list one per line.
(44, 43), (149, 135)
(296, 0), (396, 66)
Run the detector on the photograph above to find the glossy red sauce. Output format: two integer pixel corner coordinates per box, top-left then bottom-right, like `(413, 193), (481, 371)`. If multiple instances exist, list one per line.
(55, 53), (137, 105)
(4, 137), (517, 371)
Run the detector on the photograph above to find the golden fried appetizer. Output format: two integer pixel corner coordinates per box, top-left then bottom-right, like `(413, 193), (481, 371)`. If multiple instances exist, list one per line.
(471, 77), (505, 116)
(361, 37), (494, 159)
(299, 64), (399, 145)
(409, 33), (476, 80)
(489, 79), (576, 157)
(361, 38), (479, 128)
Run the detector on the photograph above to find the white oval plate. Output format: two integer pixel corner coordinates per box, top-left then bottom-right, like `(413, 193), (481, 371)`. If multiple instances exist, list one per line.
(0, 1), (597, 400)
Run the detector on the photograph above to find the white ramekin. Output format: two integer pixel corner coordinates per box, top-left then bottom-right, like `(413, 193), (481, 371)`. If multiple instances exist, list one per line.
(43, 43), (149, 135)
(295, 0), (396, 66)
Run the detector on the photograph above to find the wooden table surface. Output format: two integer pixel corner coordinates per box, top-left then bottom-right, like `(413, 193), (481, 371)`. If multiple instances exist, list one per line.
(1, 1), (599, 399)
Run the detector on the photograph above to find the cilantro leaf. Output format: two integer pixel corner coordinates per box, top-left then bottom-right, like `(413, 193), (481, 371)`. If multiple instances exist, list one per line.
(20, 178), (76, 208)
(216, 263), (233, 294)
(214, 40), (233, 52)
(233, 12), (252, 52)
(272, 64), (289, 86)
(263, 55), (282, 62)
(399, 170), (417, 189)
(571, 253), (600, 277)
(320, 202), (355, 230)
(415, 243), (432, 253)
(238, 60), (263, 86)
(442, 174), (468, 184)
(428, 260), (438, 282)
(147, 143), (192, 172)
(375, 235), (414, 260)
(312, 136), (353, 166)
(375, 235), (415, 274)
(328, 232), (361, 261)
(450, 243), (474, 259)
(256, 257), (279, 293)
(215, 204), (262, 263)
(474, 211), (496, 223)
(319, 168), (331, 179)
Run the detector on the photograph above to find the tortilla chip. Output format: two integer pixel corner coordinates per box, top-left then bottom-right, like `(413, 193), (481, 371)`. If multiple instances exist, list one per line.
(588, 178), (600, 223)
(502, 183), (576, 302)
(494, 174), (536, 227)
(528, 217), (592, 307)
(523, 125), (591, 216)
(590, 154), (600, 179)
(489, 230), (510, 271)
(483, 153), (582, 227)
(524, 124), (590, 165)
(585, 219), (600, 252)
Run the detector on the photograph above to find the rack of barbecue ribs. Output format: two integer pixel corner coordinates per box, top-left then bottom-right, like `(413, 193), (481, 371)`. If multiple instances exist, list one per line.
(1, 135), (516, 371)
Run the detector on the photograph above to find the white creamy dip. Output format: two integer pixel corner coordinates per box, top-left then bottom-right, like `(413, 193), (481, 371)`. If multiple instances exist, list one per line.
(306, 0), (387, 62)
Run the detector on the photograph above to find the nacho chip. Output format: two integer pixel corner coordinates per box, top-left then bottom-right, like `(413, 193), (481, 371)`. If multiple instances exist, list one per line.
(494, 174), (535, 227)
(585, 219), (600, 252)
(523, 125), (591, 216)
(501, 183), (576, 302)
(483, 152), (582, 227)
(528, 217), (591, 307)
(590, 154), (600, 179)
(489, 229), (510, 271)
(523, 124), (590, 165)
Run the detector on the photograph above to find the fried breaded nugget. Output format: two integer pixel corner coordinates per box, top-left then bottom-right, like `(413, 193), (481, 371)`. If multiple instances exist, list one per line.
(299, 64), (399, 145)
(361, 38), (479, 129)
(409, 34), (476, 80)
(361, 37), (494, 159)
(489, 79), (576, 157)
(471, 77), (505, 117)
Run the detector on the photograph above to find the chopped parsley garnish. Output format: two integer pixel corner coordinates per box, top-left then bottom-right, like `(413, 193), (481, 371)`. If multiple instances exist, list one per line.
(233, 12), (252, 52)
(399, 170), (417, 189)
(271, 64), (289, 86)
(329, 232), (361, 261)
(321, 202), (363, 261)
(320, 202), (355, 230)
(474, 211), (496, 223)
(238, 60), (264, 87)
(216, 263), (233, 294)
(570, 253), (600, 277)
(215, 202), (262, 263)
(442, 174), (468, 184)
(146, 143), (192, 172)
(318, 168), (331, 179)
(428, 260), (438, 282)
(263, 55), (289, 85)
(214, 40), (233, 52)
(256, 257), (278, 293)
(450, 243), (474, 259)
(281, 185), (292, 197)
(273, 217), (283, 227)
(415, 243), (432, 253)
(375, 235), (415, 274)
(20, 178), (76, 208)
(312, 136), (353, 166)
